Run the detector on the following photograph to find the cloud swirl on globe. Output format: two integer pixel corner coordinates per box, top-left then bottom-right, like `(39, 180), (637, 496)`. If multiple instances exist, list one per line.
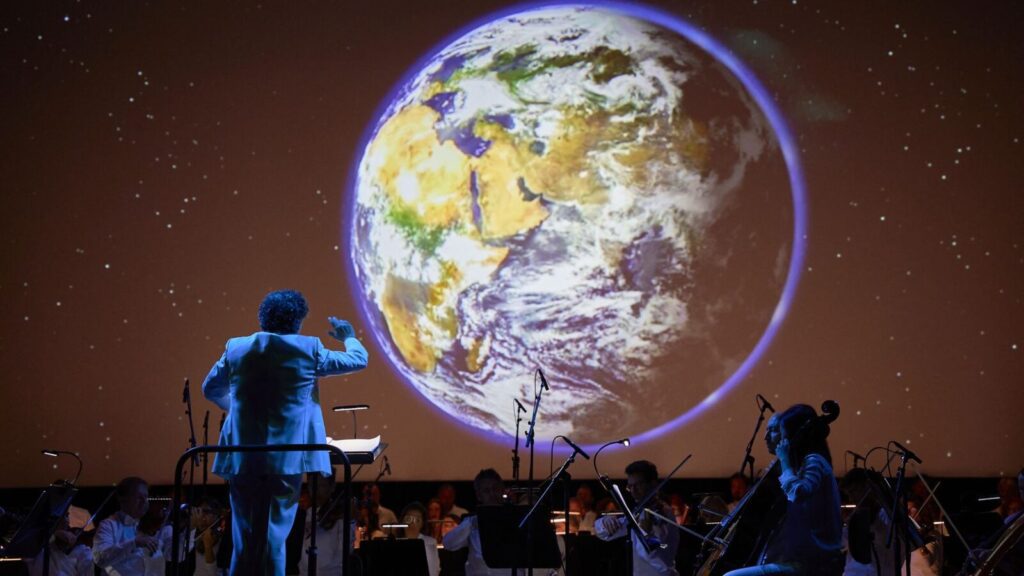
(350, 3), (795, 444)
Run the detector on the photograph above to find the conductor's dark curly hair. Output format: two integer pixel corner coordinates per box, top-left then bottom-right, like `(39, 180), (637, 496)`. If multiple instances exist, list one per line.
(258, 290), (308, 334)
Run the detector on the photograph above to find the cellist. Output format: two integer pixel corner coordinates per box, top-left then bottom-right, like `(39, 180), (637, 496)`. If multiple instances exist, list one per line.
(724, 404), (844, 576)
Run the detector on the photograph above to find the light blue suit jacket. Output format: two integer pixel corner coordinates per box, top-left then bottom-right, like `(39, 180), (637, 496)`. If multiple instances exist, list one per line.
(202, 332), (369, 477)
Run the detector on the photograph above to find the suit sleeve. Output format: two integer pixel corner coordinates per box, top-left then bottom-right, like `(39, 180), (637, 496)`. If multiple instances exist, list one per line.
(202, 351), (231, 412)
(316, 337), (369, 376)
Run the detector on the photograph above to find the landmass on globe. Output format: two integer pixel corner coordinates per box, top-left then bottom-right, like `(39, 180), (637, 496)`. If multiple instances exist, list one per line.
(351, 5), (793, 443)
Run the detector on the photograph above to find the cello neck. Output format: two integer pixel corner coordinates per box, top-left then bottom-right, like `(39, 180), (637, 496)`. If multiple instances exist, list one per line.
(719, 458), (779, 530)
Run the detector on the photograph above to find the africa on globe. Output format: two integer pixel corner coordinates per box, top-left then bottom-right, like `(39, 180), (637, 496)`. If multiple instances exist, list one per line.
(349, 3), (797, 445)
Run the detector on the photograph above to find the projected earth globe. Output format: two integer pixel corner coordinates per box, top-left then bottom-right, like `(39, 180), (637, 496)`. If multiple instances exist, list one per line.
(350, 5), (793, 444)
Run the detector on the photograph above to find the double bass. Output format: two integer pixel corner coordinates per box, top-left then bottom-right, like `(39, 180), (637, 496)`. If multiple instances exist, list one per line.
(696, 400), (841, 575)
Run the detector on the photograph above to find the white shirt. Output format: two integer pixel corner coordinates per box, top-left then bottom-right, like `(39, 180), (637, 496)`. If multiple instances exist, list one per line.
(25, 543), (93, 576)
(92, 512), (172, 576)
(441, 515), (512, 576)
(298, 509), (356, 576)
(418, 533), (441, 576)
(595, 509), (680, 576)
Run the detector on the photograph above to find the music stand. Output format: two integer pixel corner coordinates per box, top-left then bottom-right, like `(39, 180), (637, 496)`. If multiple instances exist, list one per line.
(357, 538), (429, 576)
(477, 505), (560, 570)
(0, 482), (76, 576)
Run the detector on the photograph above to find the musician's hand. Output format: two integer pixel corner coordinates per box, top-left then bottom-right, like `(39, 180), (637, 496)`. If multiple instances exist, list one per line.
(777, 438), (793, 471)
(190, 506), (204, 528)
(135, 534), (159, 554)
(327, 316), (356, 341)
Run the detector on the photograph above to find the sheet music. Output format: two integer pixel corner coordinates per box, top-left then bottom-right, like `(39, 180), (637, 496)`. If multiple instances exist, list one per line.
(327, 435), (381, 453)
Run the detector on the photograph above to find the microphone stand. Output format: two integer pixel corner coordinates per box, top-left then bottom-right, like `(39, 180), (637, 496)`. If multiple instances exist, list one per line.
(522, 370), (548, 576)
(524, 374), (545, 490)
(183, 379), (198, 507)
(885, 442), (915, 576)
(519, 444), (584, 527)
(201, 410), (209, 499)
(512, 400), (525, 481)
(740, 395), (773, 482)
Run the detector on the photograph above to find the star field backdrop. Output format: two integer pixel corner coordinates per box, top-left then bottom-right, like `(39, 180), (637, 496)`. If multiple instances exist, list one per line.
(0, 0), (1021, 487)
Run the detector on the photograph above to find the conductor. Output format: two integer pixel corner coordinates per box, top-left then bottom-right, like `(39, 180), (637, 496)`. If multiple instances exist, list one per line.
(202, 289), (369, 575)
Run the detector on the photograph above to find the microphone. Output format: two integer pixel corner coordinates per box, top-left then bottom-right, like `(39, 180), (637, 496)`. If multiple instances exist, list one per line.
(561, 436), (590, 460)
(537, 369), (550, 391)
(891, 440), (922, 464)
(593, 438), (630, 492)
(182, 379), (190, 404)
(383, 456), (392, 476)
(756, 394), (775, 413)
(514, 399), (527, 413)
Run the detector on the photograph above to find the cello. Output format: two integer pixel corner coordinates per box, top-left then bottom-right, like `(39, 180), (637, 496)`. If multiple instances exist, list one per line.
(696, 400), (841, 575)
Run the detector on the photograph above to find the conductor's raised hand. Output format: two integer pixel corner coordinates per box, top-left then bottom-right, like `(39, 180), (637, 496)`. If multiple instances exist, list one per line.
(327, 316), (356, 340)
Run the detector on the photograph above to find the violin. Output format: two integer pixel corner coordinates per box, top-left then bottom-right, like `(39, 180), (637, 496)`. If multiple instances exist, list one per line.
(316, 494), (348, 531)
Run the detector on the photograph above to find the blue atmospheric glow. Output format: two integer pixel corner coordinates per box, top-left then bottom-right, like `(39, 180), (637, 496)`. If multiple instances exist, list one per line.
(344, 1), (807, 450)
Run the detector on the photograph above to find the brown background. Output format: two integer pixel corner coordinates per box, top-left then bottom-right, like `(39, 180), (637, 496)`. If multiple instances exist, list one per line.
(0, 0), (1020, 486)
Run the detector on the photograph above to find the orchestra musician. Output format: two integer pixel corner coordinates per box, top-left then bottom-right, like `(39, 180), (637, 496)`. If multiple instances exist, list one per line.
(595, 460), (680, 576)
(723, 404), (844, 576)
(961, 467), (1024, 575)
(298, 468), (355, 576)
(23, 512), (93, 576)
(400, 502), (441, 576)
(441, 468), (510, 576)
(202, 289), (369, 576)
(92, 477), (173, 576)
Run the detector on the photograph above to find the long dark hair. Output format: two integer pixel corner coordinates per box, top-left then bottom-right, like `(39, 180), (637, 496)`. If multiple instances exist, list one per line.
(778, 403), (833, 465)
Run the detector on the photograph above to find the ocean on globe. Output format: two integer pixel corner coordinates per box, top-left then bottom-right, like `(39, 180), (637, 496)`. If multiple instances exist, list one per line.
(349, 3), (796, 445)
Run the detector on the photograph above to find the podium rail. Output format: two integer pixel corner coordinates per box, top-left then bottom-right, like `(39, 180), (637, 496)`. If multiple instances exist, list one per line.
(169, 443), (352, 576)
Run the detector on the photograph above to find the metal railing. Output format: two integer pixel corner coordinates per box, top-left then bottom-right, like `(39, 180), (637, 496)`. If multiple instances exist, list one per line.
(169, 443), (352, 576)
